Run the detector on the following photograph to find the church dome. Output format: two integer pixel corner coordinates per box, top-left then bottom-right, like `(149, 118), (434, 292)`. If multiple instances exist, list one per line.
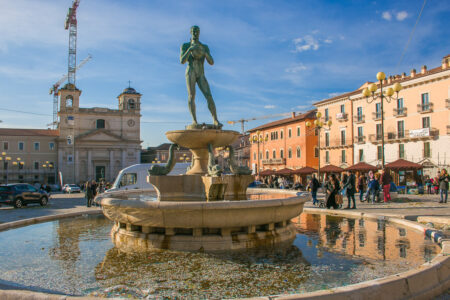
(123, 87), (137, 94)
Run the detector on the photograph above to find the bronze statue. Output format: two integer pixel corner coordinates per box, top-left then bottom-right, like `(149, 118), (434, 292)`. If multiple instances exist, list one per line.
(180, 26), (222, 129)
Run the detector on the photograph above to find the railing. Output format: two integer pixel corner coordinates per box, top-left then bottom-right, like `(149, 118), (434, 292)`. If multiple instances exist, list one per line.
(353, 115), (365, 123)
(0, 169), (54, 175)
(393, 107), (407, 117)
(417, 102), (433, 113)
(261, 158), (285, 165)
(336, 112), (348, 121)
(369, 128), (439, 143)
(372, 112), (382, 121)
(368, 134), (383, 143)
(354, 136), (366, 144)
(320, 139), (353, 149)
(446, 99), (450, 109)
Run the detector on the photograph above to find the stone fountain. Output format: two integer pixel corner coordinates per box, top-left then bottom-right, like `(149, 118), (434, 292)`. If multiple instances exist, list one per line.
(98, 26), (309, 252)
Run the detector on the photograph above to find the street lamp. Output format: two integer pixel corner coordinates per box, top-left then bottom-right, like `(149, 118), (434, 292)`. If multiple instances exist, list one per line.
(251, 131), (268, 176)
(306, 112), (332, 183)
(42, 161), (54, 184)
(0, 152), (12, 184)
(362, 72), (402, 167)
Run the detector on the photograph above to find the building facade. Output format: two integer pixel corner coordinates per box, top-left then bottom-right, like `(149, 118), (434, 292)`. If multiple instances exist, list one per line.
(58, 84), (142, 184)
(248, 111), (318, 173)
(315, 55), (450, 176)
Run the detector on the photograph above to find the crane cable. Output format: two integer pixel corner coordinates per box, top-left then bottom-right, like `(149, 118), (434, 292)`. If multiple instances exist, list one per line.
(395, 0), (427, 73)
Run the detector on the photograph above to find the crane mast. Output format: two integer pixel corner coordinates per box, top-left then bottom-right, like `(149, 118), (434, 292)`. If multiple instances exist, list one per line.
(65, 0), (80, 86)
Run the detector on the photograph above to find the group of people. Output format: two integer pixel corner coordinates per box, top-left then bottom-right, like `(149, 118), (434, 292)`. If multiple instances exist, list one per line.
(82, 180), (110, 207)
(425, 169), (450, 203)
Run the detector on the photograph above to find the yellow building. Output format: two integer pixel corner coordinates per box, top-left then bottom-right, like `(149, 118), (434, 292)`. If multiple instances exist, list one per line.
(315, 54), (450, 176)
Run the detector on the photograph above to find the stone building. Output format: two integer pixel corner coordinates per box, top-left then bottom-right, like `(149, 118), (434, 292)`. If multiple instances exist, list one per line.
(57, 84), (142, 183)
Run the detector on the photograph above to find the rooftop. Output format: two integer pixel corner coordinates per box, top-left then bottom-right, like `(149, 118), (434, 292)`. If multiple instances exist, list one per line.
(248, 110), (317, 132)
(0, 128), (59, 137)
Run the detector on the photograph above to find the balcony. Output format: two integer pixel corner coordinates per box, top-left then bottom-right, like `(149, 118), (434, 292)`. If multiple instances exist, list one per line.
(372, 112), (383, 121)
(320, 138), (353, 149)
(446, 99), (450, 109)
(417, 102), (433, 113)
(354, 136), (366, 144)
(353, 115), (365, 124)
(261, 158), (285, 165)
(393, 107), (407, 117)
(336, 112), (348, 122)
(369, 128), (439, 144)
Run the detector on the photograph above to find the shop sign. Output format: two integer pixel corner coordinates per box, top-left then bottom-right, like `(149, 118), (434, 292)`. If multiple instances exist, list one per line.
(409, 128), (429, 138)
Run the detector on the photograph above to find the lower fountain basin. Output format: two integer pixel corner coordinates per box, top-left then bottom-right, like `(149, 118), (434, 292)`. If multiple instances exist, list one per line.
(99, 189), (309, 251)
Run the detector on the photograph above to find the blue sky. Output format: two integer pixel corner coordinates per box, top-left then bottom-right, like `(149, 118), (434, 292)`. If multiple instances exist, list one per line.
(0, 0), (449, 147)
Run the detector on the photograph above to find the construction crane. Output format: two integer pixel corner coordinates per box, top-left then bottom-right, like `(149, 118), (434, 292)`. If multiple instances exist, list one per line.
(49, 54), (92, 128)
(227, 112), (298, 134)
(65, 0), (80, 86)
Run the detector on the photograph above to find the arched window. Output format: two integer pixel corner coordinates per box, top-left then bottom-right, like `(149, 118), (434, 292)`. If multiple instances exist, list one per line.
(296, 147), (301, 158)
(265, 150), (269, 159)
(280, 149), (284, 159)
(272, 150), (276, 159)
(96, 119), (105, 129)
(128, 99), (136, 109)
(66, 96), (73, 107)
(288, 148), (292, 158)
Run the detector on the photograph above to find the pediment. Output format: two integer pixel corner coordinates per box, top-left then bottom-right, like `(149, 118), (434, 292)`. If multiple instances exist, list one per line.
(76, 129), (124, 142)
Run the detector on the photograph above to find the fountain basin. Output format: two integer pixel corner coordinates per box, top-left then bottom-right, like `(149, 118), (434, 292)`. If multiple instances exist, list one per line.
(99, 189), (309, 251)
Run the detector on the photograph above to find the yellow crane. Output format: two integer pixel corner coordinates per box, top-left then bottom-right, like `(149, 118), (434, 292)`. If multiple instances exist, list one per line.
(227, 112), (298, 134)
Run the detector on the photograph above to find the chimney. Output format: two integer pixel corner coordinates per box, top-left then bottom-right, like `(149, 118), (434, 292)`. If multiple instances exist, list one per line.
(401, 72), (406, 79)
(410, 69), (416, 78)
(291, 112), (296, 118)
(387, 76), (393, 84)
(421, 65), (427, 74)
(443, 55), (450, 69)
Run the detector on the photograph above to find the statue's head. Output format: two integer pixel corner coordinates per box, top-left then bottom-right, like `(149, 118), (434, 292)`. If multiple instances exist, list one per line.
(190, 25), (200, 39)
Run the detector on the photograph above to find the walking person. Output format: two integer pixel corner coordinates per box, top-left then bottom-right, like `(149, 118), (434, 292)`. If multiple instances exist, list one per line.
(325, 174), (340, 209)
(344, 171), (356, 209)
(368, 172), (379, 204)
(310, 174), (320, 206)
(357, 174), (365, 202)
(439, 169), (449, 203)
(380, 168), (392, 203)
(86, 181), (93, 207)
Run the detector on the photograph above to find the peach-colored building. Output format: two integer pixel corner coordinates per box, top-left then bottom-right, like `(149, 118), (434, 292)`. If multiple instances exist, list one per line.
(248, 110), (318, 174)
(315, 54), (450, 177)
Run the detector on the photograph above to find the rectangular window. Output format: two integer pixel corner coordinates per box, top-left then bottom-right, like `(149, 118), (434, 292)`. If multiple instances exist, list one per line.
(67, 155), (73, 163)
(266, 151), (269, 159)
(422, 117), (430, 128)
(324, 109), (329, 122)
(399, 144), (405, 159)
(421, 93), (429, 106)
(341, 130), (346, 146)
(341, 150), (346, 163)
(288, 128), (292, 138)
(359, 149), (364, 162)
(314, 147), (319, 158)
(375, 103), (382, 119)
(34, 142), (40, 151)
(397, 98), (403, 109)
(340, 104), (345, 113)
(18, 142), (24, 151)
(297, 127), (300, 136)
(357, 107), (363, 121)
(34, 162), (39, 170)
(397, 120), (404, 138)
(377, 146), (383, 160)
(325, 151), (329, 163)
(357, 127), (363, 137)
(424, 142), (431, 158)
(3, 142), (8, 151)
(49, 142), (55, 150)
(325, 132), (329, 147)
(280, 130), (283, 139)
(376, 124), (382, 140)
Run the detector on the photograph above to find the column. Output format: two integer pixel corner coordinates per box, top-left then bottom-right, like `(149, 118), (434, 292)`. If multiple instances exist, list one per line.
(109, 149), (114, 181)
(121, 149), (126, 169)
(87, 150), (92, 180)
(75, 150), (79, 183)
(136, 149), (141, 164)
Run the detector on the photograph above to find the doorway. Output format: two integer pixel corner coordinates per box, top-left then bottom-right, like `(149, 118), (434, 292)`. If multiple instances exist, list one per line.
(95, 166), (106, 182)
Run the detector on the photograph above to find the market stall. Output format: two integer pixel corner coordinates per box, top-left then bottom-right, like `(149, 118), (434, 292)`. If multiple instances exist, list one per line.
(385, 159), (423, 194)
(291, 166), (317, 186)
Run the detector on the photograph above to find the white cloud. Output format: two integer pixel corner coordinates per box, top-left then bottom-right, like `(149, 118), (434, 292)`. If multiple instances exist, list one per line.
(324, 39), (333, 44)
(264, 105), (276, 109)
(382, 11), (392, 21)
(328, 92), (342, 98)
(396, 11), (408, 21)
(285, 63), (307, 73)
(293, 35), (319, 52)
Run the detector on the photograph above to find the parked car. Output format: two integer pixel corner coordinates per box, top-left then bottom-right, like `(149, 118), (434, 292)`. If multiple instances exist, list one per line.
(62, 184), (81, 194)
(0, 183), (49, 208)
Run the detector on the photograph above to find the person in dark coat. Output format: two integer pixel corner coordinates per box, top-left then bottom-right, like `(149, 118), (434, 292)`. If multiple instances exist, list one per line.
(86, 181), (93, 207)
(439, 169), (450, 203)
(310, 174), (320, 205)
(343, 171), (356, 209)
(380, 168), (392, 202)
(325, 174), (340, 209)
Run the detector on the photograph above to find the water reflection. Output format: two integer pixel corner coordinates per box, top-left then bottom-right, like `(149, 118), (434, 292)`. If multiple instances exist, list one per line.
(294, 214), (439, 263)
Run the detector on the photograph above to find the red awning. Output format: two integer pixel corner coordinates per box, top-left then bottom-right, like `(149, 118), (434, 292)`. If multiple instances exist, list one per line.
(275, 168), (293, 175)
(320, 164), (344, 173)
(345, 162), (378, 172)
(259, 169), (275, 176)
(385, 159), (422, 170)
(292, 166), (317, 174)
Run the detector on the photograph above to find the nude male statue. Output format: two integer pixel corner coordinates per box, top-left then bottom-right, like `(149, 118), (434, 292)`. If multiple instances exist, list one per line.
(180, 26), (222, 128)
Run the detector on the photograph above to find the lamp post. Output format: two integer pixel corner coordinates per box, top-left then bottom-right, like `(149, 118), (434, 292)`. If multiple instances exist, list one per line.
(362, 72), (402, 167)
(0, 152), (12, 184)
(42, 161), (54, 184)
(11, 157), (23, 183)
(251, 131), (268, 176)
(306, 112), (332, 183)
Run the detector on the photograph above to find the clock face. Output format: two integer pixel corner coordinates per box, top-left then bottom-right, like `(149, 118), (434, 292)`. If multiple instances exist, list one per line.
(127, 119), (135, 127)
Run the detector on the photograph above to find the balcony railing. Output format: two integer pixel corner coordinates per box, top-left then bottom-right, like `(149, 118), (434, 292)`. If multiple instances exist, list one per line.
(369, 128), (439, 144)
(336, 112), (348, 121)
(353, 115), (365, 123)
(372, 112), (382, 121)
(446, 99), (450, 109)
(261, 158), (285, 165)
(320, 139), (353, 149)
(393, 107), (407, 117)
(417, 102), (433, 113)
(354, 136), (366, 144)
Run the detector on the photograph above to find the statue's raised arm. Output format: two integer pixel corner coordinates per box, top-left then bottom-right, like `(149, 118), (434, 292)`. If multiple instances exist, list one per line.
(181, 25), (222, 129)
